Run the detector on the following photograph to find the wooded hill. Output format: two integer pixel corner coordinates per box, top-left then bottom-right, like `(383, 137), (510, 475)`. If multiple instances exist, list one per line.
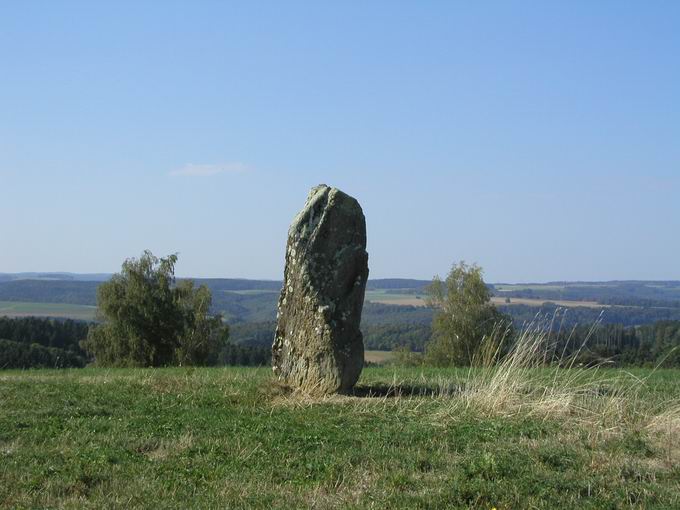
(4, 276), (680, 366)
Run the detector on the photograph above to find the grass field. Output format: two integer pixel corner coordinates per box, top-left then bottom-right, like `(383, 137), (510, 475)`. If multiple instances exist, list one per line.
(367, 297), (427, 306)
(365, 291), (606, 309)
(364, 350), (396, 364)
(2, 366), (679, 509)
(489, 296), (606, 308)
(0, 301), (96, 321)
(494, 284), (567, 292)
(364, 290), (427, 307)
(0, 295), (607, 323)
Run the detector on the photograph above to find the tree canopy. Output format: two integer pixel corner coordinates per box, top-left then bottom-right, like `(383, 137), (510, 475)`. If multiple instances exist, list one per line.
(81, 251), (227, 367)
(425, 261), (512, 366)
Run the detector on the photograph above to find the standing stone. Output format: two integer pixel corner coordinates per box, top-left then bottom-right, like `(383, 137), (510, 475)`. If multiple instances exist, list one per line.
(272, 184), (369, 394)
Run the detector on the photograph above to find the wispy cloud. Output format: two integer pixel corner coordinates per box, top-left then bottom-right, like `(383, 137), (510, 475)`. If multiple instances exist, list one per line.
(170, 162), (249, 177)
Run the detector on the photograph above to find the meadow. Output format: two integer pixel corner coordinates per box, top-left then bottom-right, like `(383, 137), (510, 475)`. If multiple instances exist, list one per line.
(363, 350), (396, 364)
(0, 301), (96, 322)
(2, 364), (679, 509)
(2, 279), (680, 330)
(364, 290), (607, 309)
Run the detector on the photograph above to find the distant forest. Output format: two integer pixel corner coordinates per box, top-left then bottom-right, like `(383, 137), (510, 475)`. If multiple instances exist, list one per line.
(230, 317), (680, 367)
(0, 317), (270, 369)
(4, 278), (680, 369)
(4, 279), (680, 325)
(0, 317), (89, 368)
(3, 314), (680, 369)
(491, 281), (680, 307)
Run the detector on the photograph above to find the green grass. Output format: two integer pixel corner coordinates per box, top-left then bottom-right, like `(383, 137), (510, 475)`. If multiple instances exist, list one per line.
(0, 301), (96, 321)
(1, 366), (679, 509)
(364, 290), (426, 302)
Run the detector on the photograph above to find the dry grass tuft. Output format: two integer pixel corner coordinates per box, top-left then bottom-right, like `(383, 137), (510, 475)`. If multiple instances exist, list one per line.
(144, 432), (195, 461)
(432, 314), (679, 437)
(646, 404), (680, 466)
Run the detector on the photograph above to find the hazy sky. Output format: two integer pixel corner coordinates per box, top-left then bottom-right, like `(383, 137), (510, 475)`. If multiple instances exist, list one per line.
(1, 1), (679, 282)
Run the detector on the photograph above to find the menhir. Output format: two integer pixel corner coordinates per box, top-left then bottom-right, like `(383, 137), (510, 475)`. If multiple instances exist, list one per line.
(272, 184), (369, 394)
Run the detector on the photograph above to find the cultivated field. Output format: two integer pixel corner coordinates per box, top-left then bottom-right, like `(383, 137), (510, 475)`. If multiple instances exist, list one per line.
(364, 350), (396, 364)
(364, 291), (606, 309)
(0, 301), (96, 321)
(2, 366), (679, 508)
(0, 295), (610, 322)
(364, 290), (427, 307)
(489, 296), (606, 308)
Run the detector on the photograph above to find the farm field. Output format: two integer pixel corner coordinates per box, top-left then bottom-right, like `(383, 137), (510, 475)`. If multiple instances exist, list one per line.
(364, 291), (606, 309)
(0, 301), (96, 321)
(364, 350), (396, 364)
(489, 296), (605, 308)
(1, 366), (679, 509)
(0, 294), (617, 321)
(494, 284), (568, 292)
(364, 290), (428, 306)
(2, 279), (680, 326)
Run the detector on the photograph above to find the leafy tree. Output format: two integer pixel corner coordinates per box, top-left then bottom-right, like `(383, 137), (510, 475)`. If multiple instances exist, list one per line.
(174, 280), (228, 366)
(425, 261), (512, 366)
(81, 251), (227, 367)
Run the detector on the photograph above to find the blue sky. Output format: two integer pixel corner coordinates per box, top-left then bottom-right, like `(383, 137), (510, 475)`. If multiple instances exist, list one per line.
(1, 1), (679, 282)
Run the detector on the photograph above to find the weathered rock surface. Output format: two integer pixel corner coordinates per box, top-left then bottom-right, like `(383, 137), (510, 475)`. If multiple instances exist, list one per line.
(272, 184), (369, 394)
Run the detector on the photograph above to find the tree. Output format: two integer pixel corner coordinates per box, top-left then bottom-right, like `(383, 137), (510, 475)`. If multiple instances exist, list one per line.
(81, 251), (227, 367)
(425, 261), (512, 366)
(174, 280), (228, 366)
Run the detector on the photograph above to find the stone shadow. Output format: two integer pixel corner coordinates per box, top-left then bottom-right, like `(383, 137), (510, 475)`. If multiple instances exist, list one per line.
(348, 382), (463, 398)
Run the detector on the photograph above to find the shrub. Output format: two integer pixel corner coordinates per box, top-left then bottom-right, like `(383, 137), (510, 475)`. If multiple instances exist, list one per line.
(425, 261), (512, 366)
(81, 251), (227, 367)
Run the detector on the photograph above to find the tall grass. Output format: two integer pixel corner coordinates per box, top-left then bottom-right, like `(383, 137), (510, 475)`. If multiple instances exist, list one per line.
(425, 313), (679, 443)
(272, 312), (680, 469)
(459, 315), (607, 419)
